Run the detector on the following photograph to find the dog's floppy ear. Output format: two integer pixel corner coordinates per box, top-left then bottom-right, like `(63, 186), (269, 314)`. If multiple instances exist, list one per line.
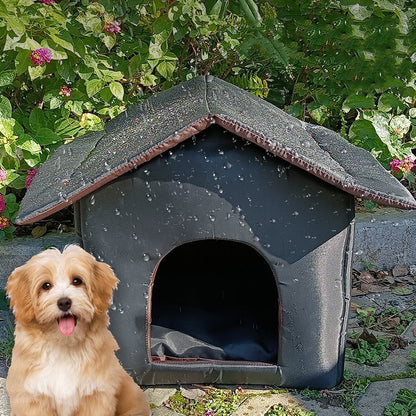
(6, 264), (35, 323)
(91, 261), (119, 315)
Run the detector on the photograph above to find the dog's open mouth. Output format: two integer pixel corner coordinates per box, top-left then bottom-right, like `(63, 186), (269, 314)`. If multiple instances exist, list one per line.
(57, 314), (78, 336)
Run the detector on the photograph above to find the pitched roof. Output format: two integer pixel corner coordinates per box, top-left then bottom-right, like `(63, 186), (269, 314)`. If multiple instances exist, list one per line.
(16, 75), (416, 224)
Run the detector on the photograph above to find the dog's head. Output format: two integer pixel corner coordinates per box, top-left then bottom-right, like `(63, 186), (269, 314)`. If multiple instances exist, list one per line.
(7, 245), (118, 336)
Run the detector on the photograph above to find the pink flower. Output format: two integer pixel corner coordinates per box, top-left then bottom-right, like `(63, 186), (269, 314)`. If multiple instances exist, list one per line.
(38, 0), (55, 3)
(30, 48), (53, 66)
(0, 216), (10, 230)
(59, 85), (72, 97)
(390, 156), (415, 173)
(0, 169), (6, 183)
(0, 195), (5, 213)
(390, 159), (402, 173)
(25, 168), (39, 189)
(104, 20), (121, 34)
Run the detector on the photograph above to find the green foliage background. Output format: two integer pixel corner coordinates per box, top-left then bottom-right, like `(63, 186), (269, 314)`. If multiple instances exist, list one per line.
(0, 0), (415, 240)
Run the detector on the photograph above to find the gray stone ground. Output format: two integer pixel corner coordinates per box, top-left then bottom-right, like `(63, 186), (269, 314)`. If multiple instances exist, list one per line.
(0, 208), (415, 415)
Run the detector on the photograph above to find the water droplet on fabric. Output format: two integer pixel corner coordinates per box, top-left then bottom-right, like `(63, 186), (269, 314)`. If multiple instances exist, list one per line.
(143, 253), (150, 262)
(114, 208), (121, 216)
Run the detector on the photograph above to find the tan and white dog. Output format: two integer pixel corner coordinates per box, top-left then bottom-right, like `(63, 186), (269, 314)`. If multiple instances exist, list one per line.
(6, 245), (150, 416)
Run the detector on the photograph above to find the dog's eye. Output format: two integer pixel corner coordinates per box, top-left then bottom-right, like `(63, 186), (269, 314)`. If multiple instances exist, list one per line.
(72, 277), (83, 286)
(42, 282), (52, 291)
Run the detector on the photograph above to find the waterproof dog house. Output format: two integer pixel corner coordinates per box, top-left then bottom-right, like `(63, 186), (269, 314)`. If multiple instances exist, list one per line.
(17, 76), (416, 389)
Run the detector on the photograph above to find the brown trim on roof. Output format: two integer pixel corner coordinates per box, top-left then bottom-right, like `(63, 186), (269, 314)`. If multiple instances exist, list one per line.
(214, 116), (416, 211)
(16, 117), (214, 225)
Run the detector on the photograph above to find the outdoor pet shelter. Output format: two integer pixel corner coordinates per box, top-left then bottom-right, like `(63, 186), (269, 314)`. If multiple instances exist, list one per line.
(17, 76), (416, 389)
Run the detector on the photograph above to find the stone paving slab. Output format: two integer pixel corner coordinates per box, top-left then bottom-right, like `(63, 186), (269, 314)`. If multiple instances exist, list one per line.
(151, 407), (184, 416)
(145, 387), (178, 407)
(0, 379), (10, 416)
(231, 392), (351, 416)
(231, 392), (305, 416)
(355, 378), (416, 416)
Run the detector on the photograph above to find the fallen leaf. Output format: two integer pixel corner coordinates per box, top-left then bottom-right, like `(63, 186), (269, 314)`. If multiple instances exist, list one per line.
(359, 271), (376, 283)
(180, 387), (206, 400)
(384, 276), (395, 285)
(350, 302), (360, 311)
(346, 337), (359, 348)
(383, 317), (401, 330)
(361, 283), (390, 293)
(351, 288), (366, 296)
(31, 225), (47, 238)
(359, 329), (378, 345)
(392, 265), (410, 278)
(376, 271), (389, 279)
(389, 336), (408, 350)
(392, 287), (413, 296)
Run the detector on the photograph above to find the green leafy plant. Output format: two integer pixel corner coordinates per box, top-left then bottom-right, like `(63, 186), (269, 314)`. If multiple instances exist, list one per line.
(341, 370), (370, 412)
(357, 307), (414, 334)
(410, 350), (416, 368)
(345, 336), (390, 366)
(384, 389), (416, 416)
(166, 388), (243, 416)
(0, 0), (290, 241)
(265, 404), (316, 416)
(267, 1), (416, 172)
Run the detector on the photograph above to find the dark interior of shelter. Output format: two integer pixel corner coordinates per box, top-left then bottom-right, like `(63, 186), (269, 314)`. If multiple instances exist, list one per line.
(150, 239), (279, 364)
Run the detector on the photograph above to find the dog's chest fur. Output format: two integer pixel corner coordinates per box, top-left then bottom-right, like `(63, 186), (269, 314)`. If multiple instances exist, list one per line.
(24, 344), (103, 415)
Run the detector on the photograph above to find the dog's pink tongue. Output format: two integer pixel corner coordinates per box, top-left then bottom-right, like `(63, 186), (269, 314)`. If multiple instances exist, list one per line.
(58, 315), (76, 336)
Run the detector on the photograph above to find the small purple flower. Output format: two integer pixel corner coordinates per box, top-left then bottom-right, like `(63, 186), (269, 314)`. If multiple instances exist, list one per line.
(30, 48), (53, 66)
(0, 169), (6, 183)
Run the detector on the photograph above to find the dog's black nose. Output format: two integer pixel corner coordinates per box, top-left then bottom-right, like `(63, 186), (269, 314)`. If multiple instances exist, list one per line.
(57, 297), (72, 312)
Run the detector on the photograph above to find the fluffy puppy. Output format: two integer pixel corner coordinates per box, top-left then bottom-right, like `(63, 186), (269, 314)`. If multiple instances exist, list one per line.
(6, 244), (150, 416)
